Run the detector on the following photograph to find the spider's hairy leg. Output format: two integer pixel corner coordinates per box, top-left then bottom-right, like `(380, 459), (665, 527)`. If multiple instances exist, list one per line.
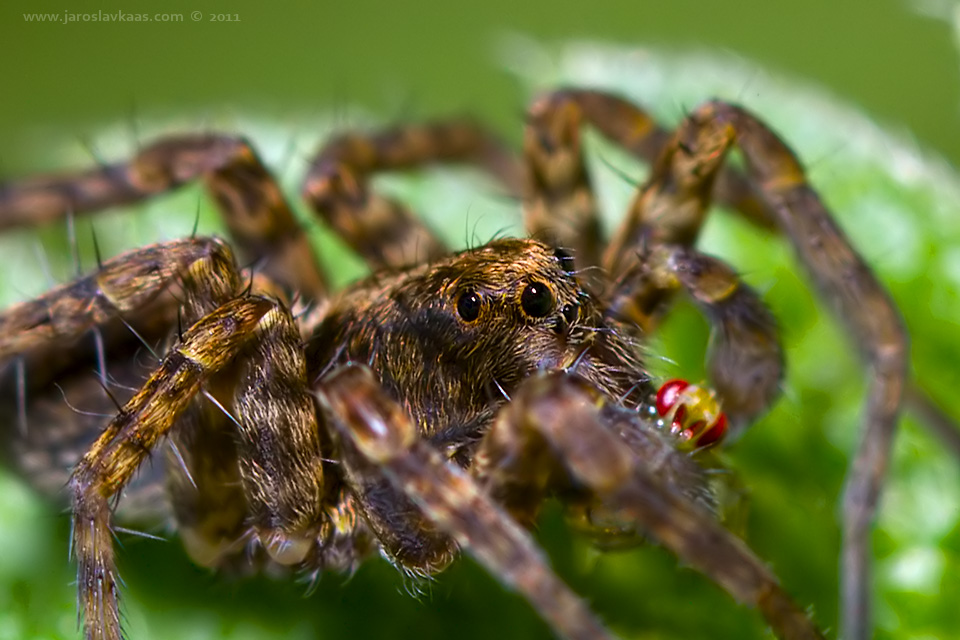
(523, 93), (605, 270)
(164, 397), (251, 569)
(699, 100), (908, 640)
(0, 236), (235, 369)
(318, 369), (458, 576)
(318, 364), (615, 640)
(229, 301), (327, 566)
(0, 235), (246, 513)
(608, 244), (783, 428)
(473, 371), (825, 640)
(0, 134), (327, 298)
(523, 90), (774, 277)
(167, 289), (328, 572)
(161, 308), (323, 575)
(537, 89), (777, 231)
(132, 237), (327, 570)
(603, 107), (735, 274)
(524, 91), (782, 425)
(70, 289), (330, 638)
(70, 296), (276, 640)
(302, 120), (523, 271)
(610, 88), (960, 473)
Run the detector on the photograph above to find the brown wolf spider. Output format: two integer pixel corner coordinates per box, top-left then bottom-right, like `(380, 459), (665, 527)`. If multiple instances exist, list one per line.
(0, 89), (946, 640)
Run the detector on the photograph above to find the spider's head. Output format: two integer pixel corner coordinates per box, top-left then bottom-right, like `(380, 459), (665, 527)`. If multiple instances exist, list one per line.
(309, 238), (646, 436)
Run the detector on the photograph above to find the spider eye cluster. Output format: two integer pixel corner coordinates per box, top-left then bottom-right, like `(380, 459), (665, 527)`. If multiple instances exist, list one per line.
(455, 282), (558, 322)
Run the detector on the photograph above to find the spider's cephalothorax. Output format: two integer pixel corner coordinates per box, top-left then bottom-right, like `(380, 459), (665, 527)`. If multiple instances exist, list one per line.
(0, 90), (926, 640)
(308, 239), (647, 445)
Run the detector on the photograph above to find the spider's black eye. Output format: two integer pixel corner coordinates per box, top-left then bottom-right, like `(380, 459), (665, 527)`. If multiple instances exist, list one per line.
(520, 281), (554, 318)
(561, 302), (578, 324)
(456, 290), (482, 322)
(554, 248), (575, 274)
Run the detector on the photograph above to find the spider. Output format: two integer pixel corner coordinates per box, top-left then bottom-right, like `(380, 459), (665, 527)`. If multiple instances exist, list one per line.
(0, 88), (946, 640)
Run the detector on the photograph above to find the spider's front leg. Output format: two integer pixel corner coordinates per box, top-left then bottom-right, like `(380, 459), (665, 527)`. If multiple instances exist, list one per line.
(319, 363), (825, 640)
(472, 371), (826, 640)
(69, 292), (327, 640)
(0, 237), (274, 540)
(70, 296), (274, 640)
(318, 364), (615, 640)
(618, 98), (909, 640)
(527, 91), (912, 639)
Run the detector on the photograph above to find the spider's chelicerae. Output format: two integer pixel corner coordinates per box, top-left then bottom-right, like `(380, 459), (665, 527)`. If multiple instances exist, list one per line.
(0, 89), (949, 640)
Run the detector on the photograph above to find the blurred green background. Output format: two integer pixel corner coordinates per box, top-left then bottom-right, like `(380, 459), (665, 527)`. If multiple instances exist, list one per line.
(2, 1), (960, 639)
(1, 0), (960, 160)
